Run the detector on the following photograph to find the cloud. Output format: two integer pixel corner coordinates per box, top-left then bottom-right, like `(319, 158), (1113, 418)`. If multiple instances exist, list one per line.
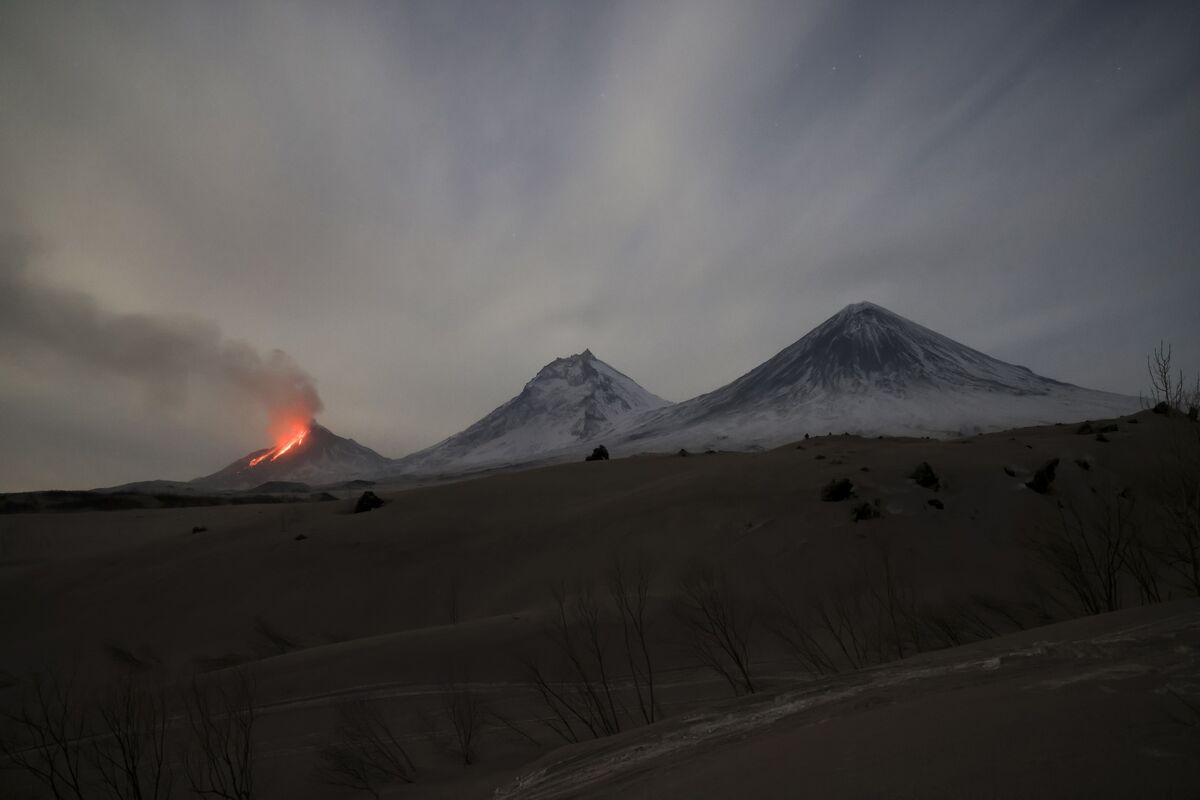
(1, 0), (1198, 489)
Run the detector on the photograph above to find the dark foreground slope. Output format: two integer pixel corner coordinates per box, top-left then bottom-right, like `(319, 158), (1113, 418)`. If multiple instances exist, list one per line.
(496, 601), (1200, 800)
(1, 410), (1197, 798)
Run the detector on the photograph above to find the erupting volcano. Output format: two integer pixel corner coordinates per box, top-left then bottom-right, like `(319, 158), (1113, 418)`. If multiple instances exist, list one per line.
(247, 424), (310, 467)
(192, 420), (392, 490)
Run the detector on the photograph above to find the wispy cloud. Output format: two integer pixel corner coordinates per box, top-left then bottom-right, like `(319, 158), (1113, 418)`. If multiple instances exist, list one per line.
(1, 0), (1197, 489)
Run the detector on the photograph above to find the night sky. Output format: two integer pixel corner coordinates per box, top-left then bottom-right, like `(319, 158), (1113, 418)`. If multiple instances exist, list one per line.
(2, 0), (1198, 490)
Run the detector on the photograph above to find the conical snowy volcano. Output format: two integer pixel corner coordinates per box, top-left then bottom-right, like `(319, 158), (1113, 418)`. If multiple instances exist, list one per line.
(395, 350), (668, 474)
(621, 302), (1138, 448)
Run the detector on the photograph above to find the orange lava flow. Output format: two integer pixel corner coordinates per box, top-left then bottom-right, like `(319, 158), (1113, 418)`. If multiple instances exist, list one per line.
(247, 426), (309, 468)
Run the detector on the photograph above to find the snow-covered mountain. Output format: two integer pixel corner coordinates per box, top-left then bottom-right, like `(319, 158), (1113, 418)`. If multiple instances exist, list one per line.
(617, 302), (1139, 450)
(393, 350), (669, 474)
(192, 421), (391, 490)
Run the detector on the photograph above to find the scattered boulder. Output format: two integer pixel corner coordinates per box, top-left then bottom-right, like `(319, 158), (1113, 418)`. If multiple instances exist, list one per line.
(1127, 418), (1139, 424)
(928, 498), (944, 510)
(354, 491), (384, 513)
(804, 433), (810, 440)
(815, 454), (827, 461)
(1189, 406), (1199, 422)
(851, 499), (881, 521)
(585, 445), (610, 462)
(1153, 401), (1170, 415)
(1099, 423), (1119, 433)
(294, 533), (308, 541)
(1095, 433), (1110, 443)
(1074, 458), (1091, 471)
(910, 462), (940, 490)
(860, 466), (871, 472)
(191, 526), (208, 534)
(820, 478), (854, 502)
(678, 449), (690, 457)
(1003, 466), (1017, 477)
(705, 449), (717, 455)
(1075, 421), (1095, 434)
(1025, 458), (1060, 494)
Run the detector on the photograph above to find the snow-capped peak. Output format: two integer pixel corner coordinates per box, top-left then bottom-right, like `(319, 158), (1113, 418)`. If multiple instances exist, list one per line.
(618, 301), (1138, 447)
(395, 350), (668, 473)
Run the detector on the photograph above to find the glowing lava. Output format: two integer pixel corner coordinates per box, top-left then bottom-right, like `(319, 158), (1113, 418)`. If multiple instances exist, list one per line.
(247, 425), (309, 468)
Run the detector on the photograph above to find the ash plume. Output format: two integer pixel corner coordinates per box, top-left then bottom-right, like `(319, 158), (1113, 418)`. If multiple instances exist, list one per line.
(0, 239), (322, 433)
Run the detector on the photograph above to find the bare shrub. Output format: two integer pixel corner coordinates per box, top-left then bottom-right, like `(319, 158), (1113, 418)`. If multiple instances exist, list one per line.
(440, 682), (485, 766)
(521, 561), (661, 743)
(91, 676), (173, 800)
(1029, 491), (1143, 615)
(523, 583), (623, 742)
(1, 671), (173, 800)
(1146, 341), (1200, 415)
(607, 559), (659, 724)
(182, 671), (256, 800)
(1, 671), (89, 799)
(316, 699), (414, 797)
(764, 549), (1030, 676)
(674, 565), (755, 695)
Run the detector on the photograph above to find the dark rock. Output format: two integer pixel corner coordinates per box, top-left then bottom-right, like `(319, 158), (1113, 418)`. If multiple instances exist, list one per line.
(1003, 466), (1016, 477)
(820, 478), (854, 502)
(1099, 423), (1119, 433)
(1025, 459), (1060, 494)
(585, 445), (610, 461)
(1127, 418), (1139, 424)
(705, 449), (717, 455)
(678, 449), (690, 457)
(1095, 433), (1110, 443)
(815, 454), (826, 461)
(294, 533), (308, 541)
(851, 500), (881, 521)
(191, 526), (208, 534)
(927, 498), (944, 510)
(804, 433), (810, 440)
(1076, 421), (1094, 434)
(354, 491), (384, 513)
(860, 466), (871, 472)
(910, 462), (940, 490)
(1189, 406), (1198, 422)
(1074, 458), (1091, 471)
(312, 492), (338, 502)
(1153, 401), (1170, 415)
